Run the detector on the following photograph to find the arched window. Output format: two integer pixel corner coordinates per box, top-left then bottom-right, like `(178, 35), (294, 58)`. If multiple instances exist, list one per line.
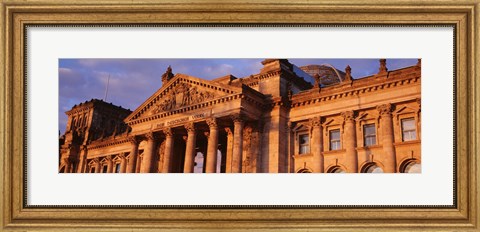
(297, 168), (312, 173)
(362, 162), (384, 173)
(328, 166), (346, 173)
(400, 159), (421, 173)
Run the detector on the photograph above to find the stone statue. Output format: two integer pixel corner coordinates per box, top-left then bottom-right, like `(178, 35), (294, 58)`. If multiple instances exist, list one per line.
(161, 65), (174, 84)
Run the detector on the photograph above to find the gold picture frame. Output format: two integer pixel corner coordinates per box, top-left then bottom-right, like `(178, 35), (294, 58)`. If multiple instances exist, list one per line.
(1, 0), (478, 230)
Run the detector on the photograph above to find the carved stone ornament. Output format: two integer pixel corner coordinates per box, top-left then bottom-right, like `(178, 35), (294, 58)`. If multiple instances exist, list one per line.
(313, 74), (321, 88)
(161, 65), (174, 83)
(206, 118), (218, 128)
(145, 132), (158, 141)
(151, 82), (216, 114)
(184, 122), (196, 133)
(341, 111), (355, 122)
(378, 59), (388, 73)
(127, 136), (140, 145)
(377, 103), (393, 116)
(244, 126), (253, 142)
(224, 127), (233, 136)
(309, 117), (322, 128)
(162, 128), (173, 137)
(344, 65), (352, 81)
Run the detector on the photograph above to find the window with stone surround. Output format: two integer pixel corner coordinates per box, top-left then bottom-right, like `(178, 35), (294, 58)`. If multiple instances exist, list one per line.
(362, 163), (384, 173)
(115, 163), (121, 173)
(363, 124), (376, 146)
(298, 133), (310, 154)
(401, 118), (417, 141)
(328, 166), (346, 173)
(329, 129), (341, 151)
(102, 165), (108, 173)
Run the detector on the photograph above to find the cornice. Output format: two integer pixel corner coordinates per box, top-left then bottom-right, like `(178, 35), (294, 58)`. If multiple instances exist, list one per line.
(291, 70), (420, 108)
(87, 135), (130, 150)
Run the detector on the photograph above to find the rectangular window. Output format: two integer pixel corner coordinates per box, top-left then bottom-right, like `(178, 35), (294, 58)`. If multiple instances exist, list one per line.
(298, 134), (310, 154)
(115, 163), (121, 173)
(329, 129), (341, 151)
(363, 124), (376, 146)
(90, 167), (95, 173)
(102, 165), (108, 173)
(401, 118), (417, 141)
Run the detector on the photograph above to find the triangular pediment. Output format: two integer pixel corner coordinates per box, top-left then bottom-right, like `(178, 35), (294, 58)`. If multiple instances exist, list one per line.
(125, 74), (242, 122)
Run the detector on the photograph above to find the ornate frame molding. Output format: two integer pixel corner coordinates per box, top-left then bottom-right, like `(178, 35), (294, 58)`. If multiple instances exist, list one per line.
(1, 0), (478, 231)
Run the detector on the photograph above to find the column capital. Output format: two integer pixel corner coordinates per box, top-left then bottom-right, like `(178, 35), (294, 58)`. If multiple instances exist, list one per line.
(308, 117), (322, 128)
(377, 103), (393, 116)
(162, 127), (174, 137)
(145, 132), (158, 141)
(231, 113), (244, 123)
(206, 117), (218, 128)
(127, 136), (140, 145)
(184, 122), (196, 133)
(341, 111), (355, 122)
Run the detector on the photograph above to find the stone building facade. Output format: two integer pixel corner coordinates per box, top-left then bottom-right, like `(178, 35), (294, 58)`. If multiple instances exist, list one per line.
(59, 59), (421, 173)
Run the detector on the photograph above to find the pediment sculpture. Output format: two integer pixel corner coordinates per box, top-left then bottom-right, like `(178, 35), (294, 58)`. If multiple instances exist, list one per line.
(151, 83), (215, 114)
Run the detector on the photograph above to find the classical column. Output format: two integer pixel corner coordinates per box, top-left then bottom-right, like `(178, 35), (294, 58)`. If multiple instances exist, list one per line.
(309, 117), (324, 173)
(126, 136), (139, 173)
(106, 155), (113, 173)
(224, 127), (234, 173)
(205, 118), (219, 173)
(119, 153), (127, 173)
(94, 158), (101, 173)
(76, 145), (88, 173)
(161, 128), (174, 173)
(183, 123), (196, 173)
(140, 132), (157, 173)
(63, 158), (71, 173)
(231, 114), (244, 173)
(377, 103), (397, 173)
(342, 111), (358, 173)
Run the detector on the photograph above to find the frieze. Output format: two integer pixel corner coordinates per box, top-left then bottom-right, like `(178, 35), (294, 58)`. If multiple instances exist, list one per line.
(156, 112), (209, 129)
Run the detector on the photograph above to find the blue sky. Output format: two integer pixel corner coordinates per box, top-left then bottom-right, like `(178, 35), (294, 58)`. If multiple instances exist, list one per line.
(59, 58), (417, 134)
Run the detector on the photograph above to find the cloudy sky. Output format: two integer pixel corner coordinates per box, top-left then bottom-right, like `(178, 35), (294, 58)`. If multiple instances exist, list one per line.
(59, 58), (417, 134)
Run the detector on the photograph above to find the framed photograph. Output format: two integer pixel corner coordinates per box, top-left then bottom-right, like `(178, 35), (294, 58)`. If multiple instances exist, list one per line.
(1, 0), (479, 231)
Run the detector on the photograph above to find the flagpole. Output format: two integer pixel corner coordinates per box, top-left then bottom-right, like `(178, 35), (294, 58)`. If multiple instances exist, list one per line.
(103, 74), (110, 101)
